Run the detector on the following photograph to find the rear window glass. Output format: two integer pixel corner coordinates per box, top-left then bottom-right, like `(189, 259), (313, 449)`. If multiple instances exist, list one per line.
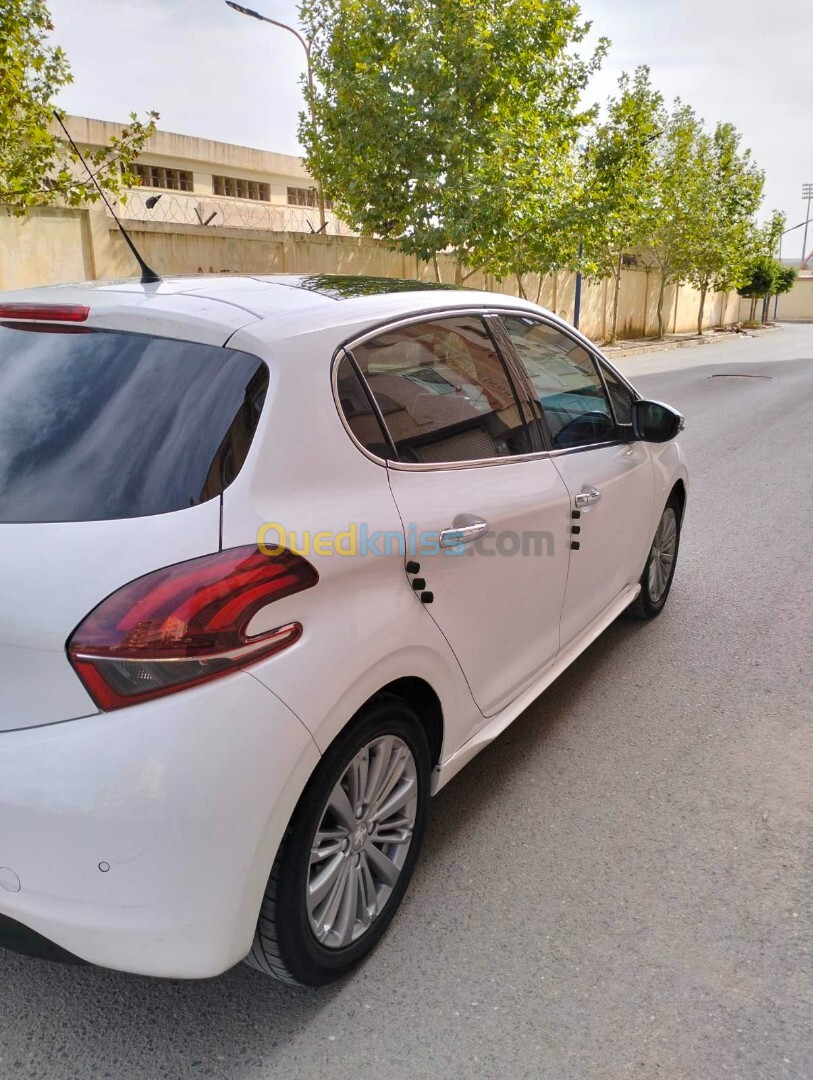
(0, 324), (268, 522)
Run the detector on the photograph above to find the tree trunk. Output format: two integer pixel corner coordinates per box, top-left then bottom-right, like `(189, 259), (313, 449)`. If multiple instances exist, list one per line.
(761, 293), (770, 324)
(749, 296), (757, 322)
(697, 284), (707, 337)
(656, 274), (668, 339)
(432, 254), (442, 283)
(515, 272), (528, 300)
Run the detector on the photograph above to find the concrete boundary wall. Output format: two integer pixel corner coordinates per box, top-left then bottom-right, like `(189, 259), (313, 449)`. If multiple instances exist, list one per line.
(1, 207), (741, 344)
(739, 275), (813, 323)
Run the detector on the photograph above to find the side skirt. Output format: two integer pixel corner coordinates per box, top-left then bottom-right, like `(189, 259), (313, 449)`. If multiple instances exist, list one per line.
(431, 584), (641, 794)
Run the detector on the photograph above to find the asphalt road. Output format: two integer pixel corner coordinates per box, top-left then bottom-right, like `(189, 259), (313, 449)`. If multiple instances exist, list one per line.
(2, 326), (811, 1080)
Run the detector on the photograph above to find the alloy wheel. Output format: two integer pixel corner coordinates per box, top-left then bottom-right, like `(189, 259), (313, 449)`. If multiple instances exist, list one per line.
(648, 507), (678, 603)
(306, 735), (418, 949)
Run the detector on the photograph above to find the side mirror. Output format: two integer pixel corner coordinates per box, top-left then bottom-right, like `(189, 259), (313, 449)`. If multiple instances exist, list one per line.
(632, 399), (684, 443)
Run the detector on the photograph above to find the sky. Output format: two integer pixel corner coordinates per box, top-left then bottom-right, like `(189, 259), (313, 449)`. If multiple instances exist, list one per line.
(48, 0), (813, 260)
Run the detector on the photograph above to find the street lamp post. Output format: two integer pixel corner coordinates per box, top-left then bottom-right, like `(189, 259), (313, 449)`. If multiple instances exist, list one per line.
(225, 1), (327, 231)
(573, 240), (584, 329)
(771, 212), (813, 318)
(802, 183), (813, 267)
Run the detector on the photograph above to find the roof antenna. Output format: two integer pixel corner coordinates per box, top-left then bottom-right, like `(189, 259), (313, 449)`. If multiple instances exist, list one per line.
(53, 111), (162, 286)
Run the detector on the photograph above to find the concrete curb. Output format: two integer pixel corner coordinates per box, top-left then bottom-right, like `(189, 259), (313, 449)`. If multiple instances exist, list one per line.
(602, 325), (780, 359)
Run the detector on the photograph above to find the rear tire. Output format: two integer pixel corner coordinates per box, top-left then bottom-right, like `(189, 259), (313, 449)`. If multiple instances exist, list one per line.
(628, 497), (681, 620)
(245, 696), (431, 986)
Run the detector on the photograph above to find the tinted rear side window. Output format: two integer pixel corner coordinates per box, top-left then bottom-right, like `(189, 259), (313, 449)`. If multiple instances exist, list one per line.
(349, 315), (532, 463)
(0, 324), (268, 522)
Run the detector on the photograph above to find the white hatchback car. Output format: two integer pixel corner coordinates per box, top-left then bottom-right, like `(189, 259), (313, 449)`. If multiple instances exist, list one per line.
(0, 275), (686, 985)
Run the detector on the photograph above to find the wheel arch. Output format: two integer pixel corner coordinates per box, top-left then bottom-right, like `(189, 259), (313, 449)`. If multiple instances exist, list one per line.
(371, 676), (444, 769)
(669, 478), (687, 523)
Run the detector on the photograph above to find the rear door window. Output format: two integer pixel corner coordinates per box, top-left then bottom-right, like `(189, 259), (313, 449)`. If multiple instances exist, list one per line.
(0, 324), (268, 522)
(347, 315), (533, 463)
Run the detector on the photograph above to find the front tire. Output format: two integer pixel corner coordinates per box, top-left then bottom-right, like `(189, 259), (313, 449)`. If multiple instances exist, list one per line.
(246, 696), (431, 986)
(629, 498), (681, 619)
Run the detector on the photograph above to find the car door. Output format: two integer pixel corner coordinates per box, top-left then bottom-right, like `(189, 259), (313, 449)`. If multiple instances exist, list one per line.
(342, 312), (572, 720)
(499, 314), (655, 649)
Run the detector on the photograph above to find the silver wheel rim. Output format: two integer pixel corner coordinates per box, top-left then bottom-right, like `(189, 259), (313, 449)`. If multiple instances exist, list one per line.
(648, 507), (677, 603)
(306, 735), (418, 950)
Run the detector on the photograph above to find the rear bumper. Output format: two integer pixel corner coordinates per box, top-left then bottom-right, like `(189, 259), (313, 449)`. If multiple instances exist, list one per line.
(0, 672), (320, 978)
(0, 912), (86, 965)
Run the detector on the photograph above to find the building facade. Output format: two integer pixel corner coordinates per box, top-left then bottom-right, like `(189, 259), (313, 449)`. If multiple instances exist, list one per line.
(59, 115), (352, 236)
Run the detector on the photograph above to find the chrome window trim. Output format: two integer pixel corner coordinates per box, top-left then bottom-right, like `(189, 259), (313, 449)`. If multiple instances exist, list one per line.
(339, 304), (547, 353)
(330, 305), (634, 473)
(382, 440), (623, 473)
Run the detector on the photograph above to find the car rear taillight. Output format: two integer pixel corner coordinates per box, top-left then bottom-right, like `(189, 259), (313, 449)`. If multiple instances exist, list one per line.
(68, 546), (318, 711)
(0, 303), (89, 322)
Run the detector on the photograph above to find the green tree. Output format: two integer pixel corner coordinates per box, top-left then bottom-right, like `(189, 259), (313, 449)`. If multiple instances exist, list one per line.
(298, 0), (606, 283)
(644, 101), (703, 338)
(580, 66), (664, 342)
(0, 0), (156, 216)
(775, 265), (798, 295)
(737, 257), (796, 324)
(736, 212), (788, 322)
(736, 255), (777, 322)
(676, 122), (764, 335)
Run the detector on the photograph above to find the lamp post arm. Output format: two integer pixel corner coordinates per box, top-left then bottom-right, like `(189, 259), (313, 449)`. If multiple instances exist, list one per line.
(225, 1), (326, 229)
(260, 16), (310, 57)
(225, 2), (309, 56)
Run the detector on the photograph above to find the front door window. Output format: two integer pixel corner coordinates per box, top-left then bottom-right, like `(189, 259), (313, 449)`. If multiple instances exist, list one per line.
(500, 316), (615, 449)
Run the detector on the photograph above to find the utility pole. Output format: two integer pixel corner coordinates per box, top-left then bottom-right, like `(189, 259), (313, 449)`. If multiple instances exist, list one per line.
(225, 1), (327, 231)
(573, 241), (584, 329)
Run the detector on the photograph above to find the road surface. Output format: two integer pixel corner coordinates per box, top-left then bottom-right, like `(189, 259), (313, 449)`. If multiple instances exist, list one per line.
(1, 325), (811, 1080)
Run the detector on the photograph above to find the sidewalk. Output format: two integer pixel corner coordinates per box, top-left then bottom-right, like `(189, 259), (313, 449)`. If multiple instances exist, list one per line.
(602, 324), (779, 359)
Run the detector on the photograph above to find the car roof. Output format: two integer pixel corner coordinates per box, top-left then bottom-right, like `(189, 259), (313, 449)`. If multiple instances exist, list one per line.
(0, 273), (553, 346)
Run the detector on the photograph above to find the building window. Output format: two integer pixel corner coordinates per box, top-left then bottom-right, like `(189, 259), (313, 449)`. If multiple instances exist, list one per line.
(213, 176), (271, 201)
(131, 164), (193, 192)
(287, 186), (332, 210)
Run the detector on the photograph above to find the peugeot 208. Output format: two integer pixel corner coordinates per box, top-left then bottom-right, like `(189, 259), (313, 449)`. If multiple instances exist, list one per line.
(0, 275), (686, 985)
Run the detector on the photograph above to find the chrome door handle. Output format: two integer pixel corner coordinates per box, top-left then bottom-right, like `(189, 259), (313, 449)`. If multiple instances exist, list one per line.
(439, 516), (489, 548)
(574, 487), (601, 508)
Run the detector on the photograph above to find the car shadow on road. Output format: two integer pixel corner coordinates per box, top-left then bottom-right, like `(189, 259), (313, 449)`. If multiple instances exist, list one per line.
(0, 612), (650, 1075)
(422, 612), (651, 855)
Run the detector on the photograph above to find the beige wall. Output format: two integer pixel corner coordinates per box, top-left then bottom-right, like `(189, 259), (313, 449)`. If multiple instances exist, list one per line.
(0, 207), (743, 344)
(0, 207), (93, 291)
(739, 276), (813, 323)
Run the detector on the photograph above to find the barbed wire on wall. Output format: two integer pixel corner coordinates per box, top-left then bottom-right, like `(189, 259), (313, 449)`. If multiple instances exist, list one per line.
(115, 189), (354, 237)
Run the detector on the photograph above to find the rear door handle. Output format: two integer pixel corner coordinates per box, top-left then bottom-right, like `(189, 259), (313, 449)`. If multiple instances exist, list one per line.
(439, 516), (489, 548)
(574, 487), (601, 508)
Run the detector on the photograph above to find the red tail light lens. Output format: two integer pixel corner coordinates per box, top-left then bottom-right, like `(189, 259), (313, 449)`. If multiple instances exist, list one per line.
(0, 303), (89, 322)
(68, 546), (318, 711)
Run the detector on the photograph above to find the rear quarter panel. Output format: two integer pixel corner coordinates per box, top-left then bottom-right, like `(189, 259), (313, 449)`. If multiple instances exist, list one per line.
(220, 320), (483, 763)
